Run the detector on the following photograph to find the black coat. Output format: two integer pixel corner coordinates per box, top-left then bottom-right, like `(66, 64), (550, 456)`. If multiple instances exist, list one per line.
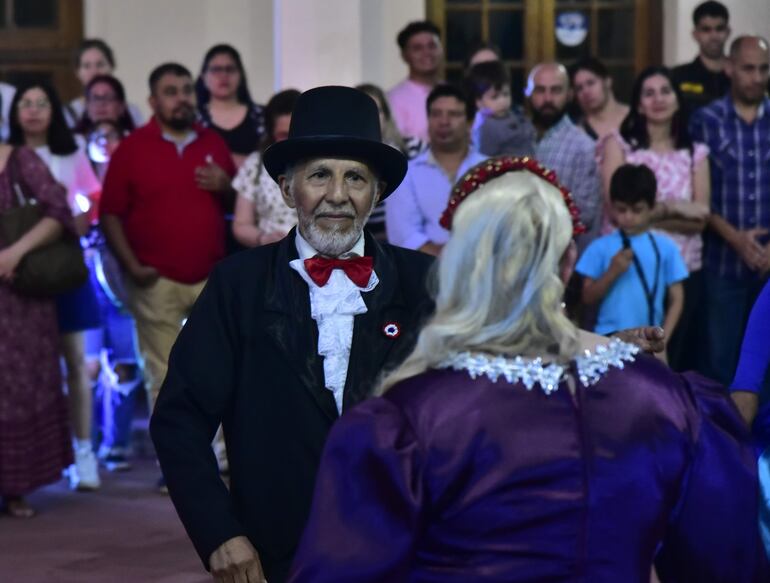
(150, 230), (434, 582)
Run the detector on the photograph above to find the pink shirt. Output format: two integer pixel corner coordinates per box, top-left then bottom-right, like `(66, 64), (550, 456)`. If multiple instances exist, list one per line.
(597, 132), (709, 272)
(387, 79), (433, 143)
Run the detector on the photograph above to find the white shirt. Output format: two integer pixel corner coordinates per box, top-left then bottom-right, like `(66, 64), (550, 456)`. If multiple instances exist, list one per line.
(34, 144), (101, 213)
(289, 231), (378, 414)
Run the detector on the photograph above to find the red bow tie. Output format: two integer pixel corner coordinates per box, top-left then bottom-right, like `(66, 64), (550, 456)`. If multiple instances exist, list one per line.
(304, 255), (374, 287)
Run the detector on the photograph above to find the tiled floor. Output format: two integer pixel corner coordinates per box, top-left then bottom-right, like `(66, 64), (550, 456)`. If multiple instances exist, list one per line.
(0, 440), (209, 582)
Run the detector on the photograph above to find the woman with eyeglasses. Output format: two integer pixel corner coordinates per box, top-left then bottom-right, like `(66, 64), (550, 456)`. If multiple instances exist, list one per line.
(66, 38), (143, 129)
(0, 113), (77, 519)
(196, 44), (266, 169)
(75, 75), (135, 140)
(9, 81), (103, 494)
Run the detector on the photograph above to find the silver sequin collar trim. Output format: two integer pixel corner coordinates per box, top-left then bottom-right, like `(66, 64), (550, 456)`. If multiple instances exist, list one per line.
(436, 339), (639, 395)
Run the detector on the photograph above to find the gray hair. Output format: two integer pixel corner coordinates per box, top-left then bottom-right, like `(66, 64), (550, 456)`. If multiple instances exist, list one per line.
(378, 171), (579, 394)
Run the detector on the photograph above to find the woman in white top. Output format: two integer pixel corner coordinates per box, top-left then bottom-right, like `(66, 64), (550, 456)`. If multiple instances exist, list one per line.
(10, 82), (103, 492)
(65, 39), (143, 129)
(232, 89), (301, 247)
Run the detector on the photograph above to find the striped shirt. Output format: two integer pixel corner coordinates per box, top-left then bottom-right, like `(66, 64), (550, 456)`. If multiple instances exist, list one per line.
(689, 95), (770, 280)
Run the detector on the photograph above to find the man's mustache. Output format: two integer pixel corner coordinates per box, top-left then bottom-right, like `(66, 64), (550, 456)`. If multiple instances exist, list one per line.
(314, 204), (356, 219)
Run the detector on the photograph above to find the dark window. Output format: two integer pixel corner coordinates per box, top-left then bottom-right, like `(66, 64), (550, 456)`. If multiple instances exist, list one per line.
(489, 10), (524, 60)
(14, 0), (58, 28)
(446, 10), (483, 62)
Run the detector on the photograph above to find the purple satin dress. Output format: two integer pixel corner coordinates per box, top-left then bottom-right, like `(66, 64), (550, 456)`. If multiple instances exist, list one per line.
(288, 345), (764, 582)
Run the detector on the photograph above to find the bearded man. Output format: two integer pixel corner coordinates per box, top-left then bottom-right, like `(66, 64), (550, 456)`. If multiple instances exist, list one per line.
(100, 62), (235, 489)
(151, 86), (667, 583)
(150, 86), (434, 583)
(527, 62), (602, 246)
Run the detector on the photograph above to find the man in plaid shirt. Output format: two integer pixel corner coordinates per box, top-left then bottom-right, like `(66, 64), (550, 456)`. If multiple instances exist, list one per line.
(527, 62), (602, 251)
(689, 36), (770, 395)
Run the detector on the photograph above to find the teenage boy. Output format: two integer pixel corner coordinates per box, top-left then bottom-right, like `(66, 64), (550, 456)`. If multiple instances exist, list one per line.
(464, 60), (535, 157)
(576, 164), (688, 340)
(672, 1), (731, 117)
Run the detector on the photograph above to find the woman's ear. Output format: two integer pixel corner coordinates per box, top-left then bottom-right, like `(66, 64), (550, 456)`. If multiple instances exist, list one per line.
(559, 239), (578, 285)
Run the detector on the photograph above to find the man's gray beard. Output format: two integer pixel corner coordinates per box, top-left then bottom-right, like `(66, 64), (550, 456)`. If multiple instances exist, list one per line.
(298, 205), (374, 257)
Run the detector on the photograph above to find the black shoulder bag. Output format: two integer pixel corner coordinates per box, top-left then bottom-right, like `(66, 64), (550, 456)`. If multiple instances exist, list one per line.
(0, 148), (88, 296)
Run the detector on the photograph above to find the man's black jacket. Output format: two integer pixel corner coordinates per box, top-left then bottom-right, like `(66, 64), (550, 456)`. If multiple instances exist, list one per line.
(150, 229), (434, 582)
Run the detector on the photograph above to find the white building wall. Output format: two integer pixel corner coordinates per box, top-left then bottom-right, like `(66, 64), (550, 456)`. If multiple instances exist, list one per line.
(663, 0), (770, 66)
(84, 0), (423, 118)
(85, 0), (770, 118)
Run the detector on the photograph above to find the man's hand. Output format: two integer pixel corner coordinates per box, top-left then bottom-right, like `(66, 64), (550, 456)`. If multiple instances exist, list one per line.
(0, 245), (23, 282)
(129, 264), (160, 288)
(731, 228), (768, 271)
(209, 536), (266, 583)
(418, 242), (443, 257)
(612, 326), (666, 354)
(195, 158), (232, 193)
(609, 248), (634, 275)
(730, 391), (759, 427)
(760, 240), (770, 277)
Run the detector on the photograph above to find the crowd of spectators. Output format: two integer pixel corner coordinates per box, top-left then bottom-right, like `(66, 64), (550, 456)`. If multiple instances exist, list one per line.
(1, 1), (769, 532)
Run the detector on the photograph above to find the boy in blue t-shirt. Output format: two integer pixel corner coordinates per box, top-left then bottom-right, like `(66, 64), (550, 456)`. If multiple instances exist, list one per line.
(576, 163), (688, 337)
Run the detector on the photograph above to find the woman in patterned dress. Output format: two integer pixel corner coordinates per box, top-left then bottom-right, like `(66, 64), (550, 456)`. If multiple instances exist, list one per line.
(0, 144), (75, 517)
(231, 89), (300, 247)
(598, 66), (711, 370)
(288, 158), (764, 582)
(9, 82), (104, 491)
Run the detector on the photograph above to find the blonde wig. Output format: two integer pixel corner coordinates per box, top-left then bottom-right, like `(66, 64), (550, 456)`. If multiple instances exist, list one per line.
(378, 170), (579, 394)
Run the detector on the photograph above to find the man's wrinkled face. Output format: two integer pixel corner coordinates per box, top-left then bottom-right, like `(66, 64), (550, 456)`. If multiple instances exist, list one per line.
(150, 74), (196, 131)
(279, 158), (383, 257)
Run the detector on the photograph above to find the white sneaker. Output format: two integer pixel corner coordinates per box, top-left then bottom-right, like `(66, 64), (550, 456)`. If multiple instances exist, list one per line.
(69, 448), (101, 491)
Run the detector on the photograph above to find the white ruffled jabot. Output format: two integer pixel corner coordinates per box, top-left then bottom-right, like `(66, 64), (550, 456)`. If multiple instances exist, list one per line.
(290, 259), (378, 414)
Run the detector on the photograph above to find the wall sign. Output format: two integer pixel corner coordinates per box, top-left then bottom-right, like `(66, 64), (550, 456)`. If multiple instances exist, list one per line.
(555, 12), (588, 47)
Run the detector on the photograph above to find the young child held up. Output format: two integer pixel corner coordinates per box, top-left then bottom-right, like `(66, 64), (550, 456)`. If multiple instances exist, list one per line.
(576, 163), (688, 346)
(464, 61), (535, 157)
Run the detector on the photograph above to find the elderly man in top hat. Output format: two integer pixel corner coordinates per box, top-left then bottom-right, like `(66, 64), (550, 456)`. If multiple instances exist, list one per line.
(151, 86), (666, 583)
(150, 86), (435, 583)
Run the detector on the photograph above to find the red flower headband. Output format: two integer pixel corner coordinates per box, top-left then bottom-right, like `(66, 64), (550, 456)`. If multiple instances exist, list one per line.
(439, 156), (586, 236)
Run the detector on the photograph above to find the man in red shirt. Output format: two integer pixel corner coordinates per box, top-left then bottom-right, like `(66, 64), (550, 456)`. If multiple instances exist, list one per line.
(100, 63), (235, 460)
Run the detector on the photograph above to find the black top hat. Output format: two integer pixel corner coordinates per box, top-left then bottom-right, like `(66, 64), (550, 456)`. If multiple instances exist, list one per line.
(262, 86), (408, 199)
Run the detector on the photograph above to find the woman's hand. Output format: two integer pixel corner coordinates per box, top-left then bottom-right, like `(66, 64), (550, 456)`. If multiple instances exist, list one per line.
(0, 244), (23, 282)
(660, 200), (710, 222)
(612, 326), (666, 354)
(257, 230), (286, 245)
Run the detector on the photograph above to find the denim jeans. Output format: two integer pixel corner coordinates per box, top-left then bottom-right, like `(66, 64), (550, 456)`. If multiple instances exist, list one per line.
(84, 253), (143, 450)
(704, 271), (766, 386)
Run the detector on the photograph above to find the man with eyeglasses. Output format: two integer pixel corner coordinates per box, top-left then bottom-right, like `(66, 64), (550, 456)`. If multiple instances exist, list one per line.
(100, 62), (236, 492)
(671, 1), (732, 120)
